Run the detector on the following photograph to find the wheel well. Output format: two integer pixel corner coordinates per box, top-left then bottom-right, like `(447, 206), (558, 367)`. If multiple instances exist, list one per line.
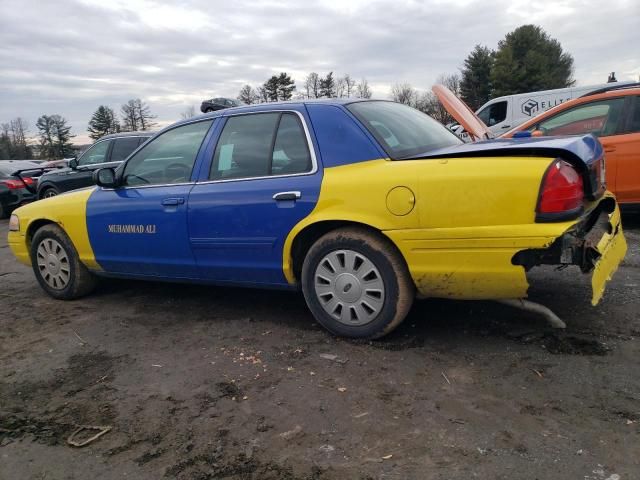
(290, 220), (390, 283)
(26, 219), (58, 249)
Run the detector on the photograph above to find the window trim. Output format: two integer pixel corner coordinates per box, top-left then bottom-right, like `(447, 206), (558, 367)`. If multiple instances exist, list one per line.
(198, 109), (318, 185)
(533, 97), (628, 137)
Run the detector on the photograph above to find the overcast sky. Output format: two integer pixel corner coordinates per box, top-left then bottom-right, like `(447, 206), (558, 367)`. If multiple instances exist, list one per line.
(1, 0), (638, 144)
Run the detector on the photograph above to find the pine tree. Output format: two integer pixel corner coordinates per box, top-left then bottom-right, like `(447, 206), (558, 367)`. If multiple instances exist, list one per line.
(88, 105), (119, 140)
(491, 24), (575, 97)
(276, 72), (296, 101)
(319, 72), (336, 98)
(460, 45), (494, 110)
(37, 114), (74, 159)
(263, 76), (280, 102)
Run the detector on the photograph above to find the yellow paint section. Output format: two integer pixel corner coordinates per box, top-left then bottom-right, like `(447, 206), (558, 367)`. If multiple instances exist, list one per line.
(591, 205), (627, 305)
(7, 188), (100, 270)
(283, 155), (587, 300)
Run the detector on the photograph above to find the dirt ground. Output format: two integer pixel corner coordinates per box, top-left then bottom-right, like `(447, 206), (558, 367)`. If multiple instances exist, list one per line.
(1, 215), (639, 480)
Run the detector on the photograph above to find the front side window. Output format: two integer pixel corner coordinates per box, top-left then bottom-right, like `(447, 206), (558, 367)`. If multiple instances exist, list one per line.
(347, 101), (462, 159)
(477, 101), (507, 126)
(79, 140), (111, 166)
(536, 98), (625, 137)
(210, 112), (312, 180)
(111, 137), (142, 162)
(123, 120), (212, 187)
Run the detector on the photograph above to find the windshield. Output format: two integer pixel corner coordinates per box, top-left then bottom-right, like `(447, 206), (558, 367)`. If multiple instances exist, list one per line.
(347, 101), (462, 159)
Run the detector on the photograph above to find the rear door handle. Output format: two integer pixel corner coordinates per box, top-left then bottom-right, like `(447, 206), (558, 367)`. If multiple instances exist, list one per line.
(604, 146), (616, 153)
(273, 191), (301, 201)
(501, 125), (511, 129)
(161, 197), (185, 206)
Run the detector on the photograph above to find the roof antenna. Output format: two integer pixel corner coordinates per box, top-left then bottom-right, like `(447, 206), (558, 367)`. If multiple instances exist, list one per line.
(607, 72), (617, 83)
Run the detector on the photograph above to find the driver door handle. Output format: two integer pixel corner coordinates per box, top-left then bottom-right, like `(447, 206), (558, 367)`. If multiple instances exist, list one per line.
(161, 197), (185, 206)
(273, 191), (301, 201)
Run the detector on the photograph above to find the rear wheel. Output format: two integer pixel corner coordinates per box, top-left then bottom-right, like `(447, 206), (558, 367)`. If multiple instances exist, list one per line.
(30, 225), (97, 300)
(40, 187), (59, 199)
(204, 108), (214, 113)
(301, 227), (414, 339)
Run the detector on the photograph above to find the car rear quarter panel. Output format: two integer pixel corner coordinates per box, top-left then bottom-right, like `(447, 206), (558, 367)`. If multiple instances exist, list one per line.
(285, 154), (581, 300)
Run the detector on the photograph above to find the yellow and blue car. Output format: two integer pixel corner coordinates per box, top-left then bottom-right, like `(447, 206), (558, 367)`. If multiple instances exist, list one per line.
(7, 99), (627, 338)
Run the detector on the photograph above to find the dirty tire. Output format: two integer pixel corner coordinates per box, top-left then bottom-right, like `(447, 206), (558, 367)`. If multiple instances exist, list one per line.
(30, 224), (97, 300)
(301, 227), (415, 339)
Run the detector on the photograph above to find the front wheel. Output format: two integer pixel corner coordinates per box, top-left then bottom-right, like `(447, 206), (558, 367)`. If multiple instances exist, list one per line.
(30, 224), (97, 300)
(301, 227), (415, 339)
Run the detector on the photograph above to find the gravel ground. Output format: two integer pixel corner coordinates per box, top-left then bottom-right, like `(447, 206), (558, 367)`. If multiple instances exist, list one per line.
(1, 215), (638, 480)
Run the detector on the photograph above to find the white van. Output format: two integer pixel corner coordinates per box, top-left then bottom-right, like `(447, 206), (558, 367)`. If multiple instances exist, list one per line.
(475, 81), (635, 134)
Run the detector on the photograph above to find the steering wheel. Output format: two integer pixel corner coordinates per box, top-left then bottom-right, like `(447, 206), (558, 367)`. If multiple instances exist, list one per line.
(164, 163), (191, 183)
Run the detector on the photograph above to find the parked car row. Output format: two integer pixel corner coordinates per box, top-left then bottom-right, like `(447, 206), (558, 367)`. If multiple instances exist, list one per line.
(7, 96), (627, 339)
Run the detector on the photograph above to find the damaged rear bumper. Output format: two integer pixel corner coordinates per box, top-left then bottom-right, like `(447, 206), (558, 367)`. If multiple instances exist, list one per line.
(513, 196), (627, 305)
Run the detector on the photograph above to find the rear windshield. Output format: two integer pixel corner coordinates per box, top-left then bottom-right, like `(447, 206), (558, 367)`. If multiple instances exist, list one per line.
(347, 101), (462, 159)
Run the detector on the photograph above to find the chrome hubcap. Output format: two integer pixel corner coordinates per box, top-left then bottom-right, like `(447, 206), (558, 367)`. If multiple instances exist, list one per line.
(314, 249), (385, 326)
(36, 238), (70, 289)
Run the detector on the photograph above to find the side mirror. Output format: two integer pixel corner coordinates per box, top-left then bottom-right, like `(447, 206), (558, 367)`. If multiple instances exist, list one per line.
(93, 168), (119, 188)
(68, 158), (78, 169)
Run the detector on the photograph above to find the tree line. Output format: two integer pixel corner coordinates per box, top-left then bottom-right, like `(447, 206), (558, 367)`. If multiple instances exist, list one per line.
(1, 24), (576, 160)
(388, 24), (575, 123)
(0, 98), (158, 160)
(237, 72), (373, 104)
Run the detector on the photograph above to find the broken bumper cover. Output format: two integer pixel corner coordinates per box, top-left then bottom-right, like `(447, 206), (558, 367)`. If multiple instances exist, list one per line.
(513, 197), (627, 305)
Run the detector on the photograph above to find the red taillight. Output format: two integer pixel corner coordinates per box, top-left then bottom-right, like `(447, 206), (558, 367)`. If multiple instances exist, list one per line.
(537, 160), (584, 219)
(2, 179), (26, 190)
(23, 177), (35, 186)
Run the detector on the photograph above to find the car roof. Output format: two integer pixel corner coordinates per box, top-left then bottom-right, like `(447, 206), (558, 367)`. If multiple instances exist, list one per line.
(505, 87), (640, 135)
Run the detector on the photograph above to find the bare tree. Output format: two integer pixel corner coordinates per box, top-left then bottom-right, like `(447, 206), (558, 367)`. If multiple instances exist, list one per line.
(121, 100), (139, 131)
(304, 72), (321, 99)
(135, 99), (157, 131)
(238, 84), (260, 105)
(436, 73), (462, 97)
(344, 74), (356, 98)
(355, 78), (372, 99)
(390, 83), (417, 106)
(180, 105), (196, 120)
(335, 76), (346, 98)
(121, 99), (156, 131)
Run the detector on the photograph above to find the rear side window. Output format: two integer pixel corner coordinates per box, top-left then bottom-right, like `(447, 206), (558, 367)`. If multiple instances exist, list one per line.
(347, 101), (462, 159)
(111, 137), (142, 162)
(536, 98), (625, 137)
(78, 140), (111, 166)
(210, 112), (312, 180)
(477, 101), (507, 126)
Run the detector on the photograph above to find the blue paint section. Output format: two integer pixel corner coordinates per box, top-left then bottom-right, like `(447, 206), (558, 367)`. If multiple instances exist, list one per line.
(188, 171), (322, 286)
(87, 185), (199, 278)
(306, 104), (385, 167)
